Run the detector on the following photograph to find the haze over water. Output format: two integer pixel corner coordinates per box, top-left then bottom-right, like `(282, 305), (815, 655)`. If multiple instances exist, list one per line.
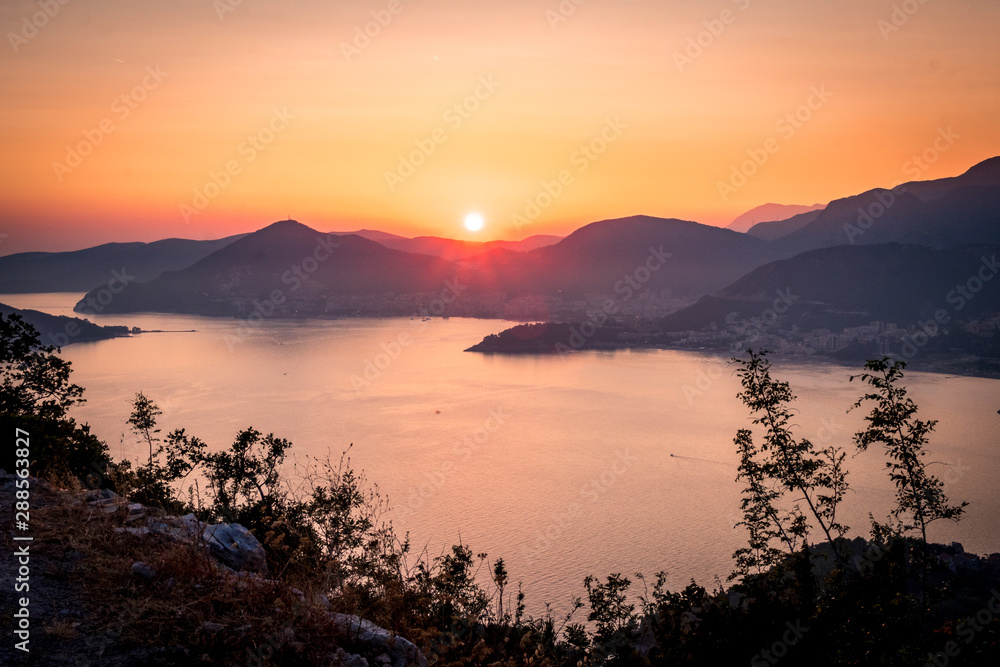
(7, 293), (999, 616)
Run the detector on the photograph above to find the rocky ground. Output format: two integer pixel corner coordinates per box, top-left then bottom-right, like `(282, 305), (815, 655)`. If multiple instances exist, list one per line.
(0, 470), (425, 667)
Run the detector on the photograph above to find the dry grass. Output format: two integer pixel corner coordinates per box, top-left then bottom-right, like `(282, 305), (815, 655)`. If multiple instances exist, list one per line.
(3, 480), (354, 666)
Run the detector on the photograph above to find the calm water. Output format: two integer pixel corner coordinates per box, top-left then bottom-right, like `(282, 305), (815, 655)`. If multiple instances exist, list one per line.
(7, 293), (1000, 616)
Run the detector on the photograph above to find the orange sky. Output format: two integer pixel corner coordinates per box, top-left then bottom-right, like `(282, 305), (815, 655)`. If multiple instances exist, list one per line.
(1, 0), (999, 254)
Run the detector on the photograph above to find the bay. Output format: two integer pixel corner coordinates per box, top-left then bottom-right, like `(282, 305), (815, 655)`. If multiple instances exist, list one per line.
(5, 293), (999, 616)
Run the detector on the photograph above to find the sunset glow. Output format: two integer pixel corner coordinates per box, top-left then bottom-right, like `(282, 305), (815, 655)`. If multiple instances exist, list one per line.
(464, 212), (485, 233)
(1, 0), (999, 254)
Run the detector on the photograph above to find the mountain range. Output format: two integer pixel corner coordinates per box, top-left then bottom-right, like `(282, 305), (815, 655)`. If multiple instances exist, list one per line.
(0, 156), (996, 339)
(71, 214), (783, 318)
(749, 157), (1000, 251)
(0, 235), (246, 293)
(460, 215), (776, 297)
(335, 230), (563, 260)
(660, 243), (1000, 332)
(73, 222), (460, 317)
(727, 203), (825, 234)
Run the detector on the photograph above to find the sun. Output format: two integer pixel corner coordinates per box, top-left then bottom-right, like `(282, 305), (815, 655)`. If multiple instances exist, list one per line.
(464, 212), (485, 233)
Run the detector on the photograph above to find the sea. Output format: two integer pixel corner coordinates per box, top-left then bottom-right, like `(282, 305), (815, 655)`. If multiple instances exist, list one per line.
(5, 292), (999, 617)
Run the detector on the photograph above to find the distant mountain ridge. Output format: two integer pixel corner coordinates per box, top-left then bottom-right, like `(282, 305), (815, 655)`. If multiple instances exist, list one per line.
(6, 155), (997, 326)
(0, 235), (247, 293)
(660, 243), (1000, 332)
(73, 220), (461, 317)
(476, 215), (777, 298)
(337, 229), (562, 260)
(0, 228), (561, 297)
(760, 157), (1000, 251)
(745, 209), (824, 240)
(728, 203), (825, 233)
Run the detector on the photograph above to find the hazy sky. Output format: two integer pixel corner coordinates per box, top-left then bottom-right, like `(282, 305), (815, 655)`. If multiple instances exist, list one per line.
(1, 0), (998, 253)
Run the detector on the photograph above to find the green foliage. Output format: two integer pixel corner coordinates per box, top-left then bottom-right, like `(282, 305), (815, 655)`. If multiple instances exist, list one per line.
(730, 349), (850, 578)
(585, 573), (637, 646)
(201, 427), (291, 522)
(0, 312), (84, 420)
(287, 451), (407, 609)
(112, 394), (406, 597)
(126, 391), (161, 466)
(414, 544), (490, 625)
(731, 428), (793, 580)
(0, 312), (109, 480)
(109, 393), (206, 511)
(583, 573), (643, 665)
(850, 357), (967, 543)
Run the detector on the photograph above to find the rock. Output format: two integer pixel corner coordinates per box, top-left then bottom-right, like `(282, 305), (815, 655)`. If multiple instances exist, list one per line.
(331, 613), (427, 667)
(86, 492), (267, 576)
(149, 513), (203, 541)
(125, 505), (147, 523)
(85, 488), (120, 503)
(332, 648), (369, 667)
(202, 523), (268, 574)
(132, 561), (155, 579)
